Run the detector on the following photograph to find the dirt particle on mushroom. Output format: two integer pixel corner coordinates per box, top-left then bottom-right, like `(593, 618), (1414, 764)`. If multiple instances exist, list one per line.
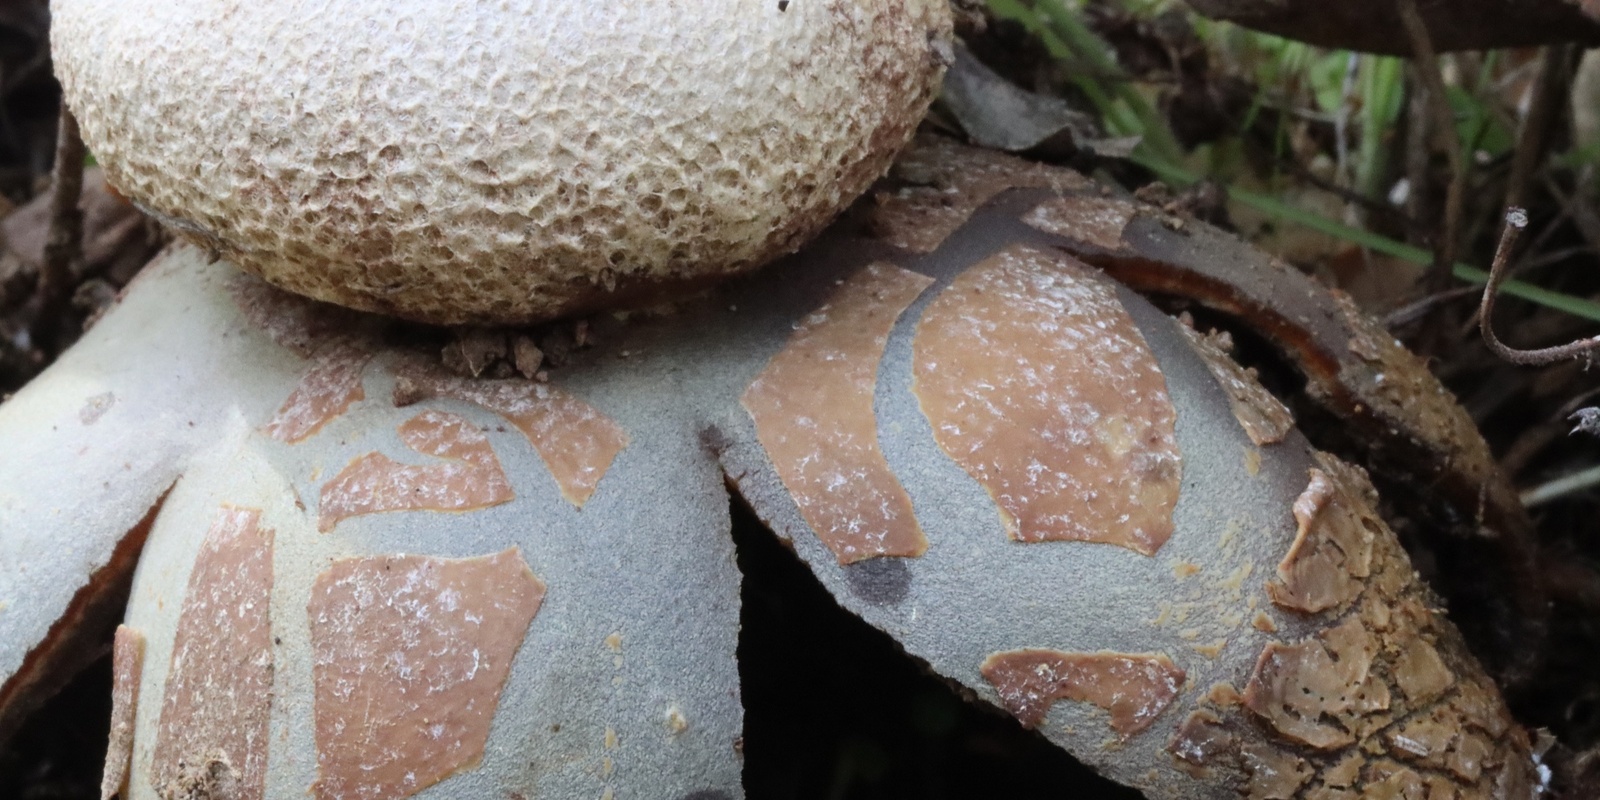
(666, 706), (689, 736)
(78, 391), (115, 426)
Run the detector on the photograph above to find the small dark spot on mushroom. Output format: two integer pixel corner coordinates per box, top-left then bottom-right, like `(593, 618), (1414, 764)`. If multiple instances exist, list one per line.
(843, 557), (911, 605)
(698, 424), (733, 457)
(777, 0), (789, 10)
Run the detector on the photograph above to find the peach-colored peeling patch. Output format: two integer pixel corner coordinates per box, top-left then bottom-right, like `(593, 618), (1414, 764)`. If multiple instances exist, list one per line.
(1268, 468), (1376, 614)
(1240, 741), (1313, 798)
(1393, 636), (1455, 704)
(911, 245), (1181, 554)
(318, 410), (513, 532)
(979, 649), (1184, 735)
(741, 263), (934, 564)
(100, 625), (144, 800)
(308, 548), (545, 800)
(1243, 617), (1389, 750)
(263, 343), (373, 443)
(393, 363), (628, 507)
(1022, 194), (1138, 252)
(1176, 325), (1294, 446)
(152, 507), (274, 800)
(1167, 710), (1233, 778)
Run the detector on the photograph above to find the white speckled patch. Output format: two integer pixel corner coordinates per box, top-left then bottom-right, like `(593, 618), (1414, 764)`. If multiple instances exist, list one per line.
(151, 506), (275, 800)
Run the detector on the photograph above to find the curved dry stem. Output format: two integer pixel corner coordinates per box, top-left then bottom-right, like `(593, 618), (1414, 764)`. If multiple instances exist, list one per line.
(1479, 207), (1600, 365)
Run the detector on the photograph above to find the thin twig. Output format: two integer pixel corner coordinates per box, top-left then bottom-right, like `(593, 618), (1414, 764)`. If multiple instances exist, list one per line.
(1335, 52), (1358, 191)
(1480, 208), (1600, 365)
(1522, 463), (1600, 508)
(1508, 45), (1578, 213)
(1382, 284), (1483, 329)
(34, 105), (85, 333)
(1397, 0), (1465, 296)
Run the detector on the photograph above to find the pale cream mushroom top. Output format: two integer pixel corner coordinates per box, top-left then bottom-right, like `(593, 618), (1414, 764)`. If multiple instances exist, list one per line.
(51, 0), (954, 324)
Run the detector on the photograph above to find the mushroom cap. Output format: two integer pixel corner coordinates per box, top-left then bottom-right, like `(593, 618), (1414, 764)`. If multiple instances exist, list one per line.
(50, 0), (953, 324)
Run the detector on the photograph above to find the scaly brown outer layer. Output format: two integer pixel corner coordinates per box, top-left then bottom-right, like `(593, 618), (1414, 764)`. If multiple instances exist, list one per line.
(0, 138), (1532, 798)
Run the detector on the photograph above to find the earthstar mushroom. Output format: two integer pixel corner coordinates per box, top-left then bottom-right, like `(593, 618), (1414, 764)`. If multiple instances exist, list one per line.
(5, 1), (1545, 795)
(0, 137), (1537, 799)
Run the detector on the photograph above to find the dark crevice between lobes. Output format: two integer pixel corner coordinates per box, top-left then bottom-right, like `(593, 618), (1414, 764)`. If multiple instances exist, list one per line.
(0, 485), (168, 751)
(724, 488), (1139, 799)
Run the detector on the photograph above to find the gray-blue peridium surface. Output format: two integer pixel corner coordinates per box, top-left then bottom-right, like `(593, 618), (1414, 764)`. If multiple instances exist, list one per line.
(2, 187), (1317, 799)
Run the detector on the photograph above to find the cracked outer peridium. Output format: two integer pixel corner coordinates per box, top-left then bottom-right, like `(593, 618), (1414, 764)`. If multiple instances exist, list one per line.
(742, 262), (934, 564)
(317, 409), (515, 532)
(1167, 455), (1533, 798)
(151, 506), (274, 800)
(307, 548), (545, 800)
(2, 136), (1534, 800)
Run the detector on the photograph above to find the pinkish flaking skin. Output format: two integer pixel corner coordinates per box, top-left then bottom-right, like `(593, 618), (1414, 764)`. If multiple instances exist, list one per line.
(980, 649), (1186, 735)
(318, 410), (514, 532)
(911, 244), (1182, 554)
(262, 342), (373, 443)
(100, 625), (144, 800)
(151, 506), (274, 800)
(392, 360), (628, 507)
(742, 262), (934, 564)
(1022, 194), (1137, 252)
(307, 548), (545, 800)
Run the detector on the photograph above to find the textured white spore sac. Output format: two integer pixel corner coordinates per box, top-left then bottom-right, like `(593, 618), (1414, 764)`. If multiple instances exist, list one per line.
(52, 0), (953, 324)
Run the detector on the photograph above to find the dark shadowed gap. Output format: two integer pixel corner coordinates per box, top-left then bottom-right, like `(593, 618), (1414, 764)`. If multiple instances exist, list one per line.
(731, 494), (1140, 800)
(0, 653), (109, 800)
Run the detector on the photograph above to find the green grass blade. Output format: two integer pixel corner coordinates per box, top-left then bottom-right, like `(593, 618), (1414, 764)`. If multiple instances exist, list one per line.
(1136, 157), (1600, 323)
